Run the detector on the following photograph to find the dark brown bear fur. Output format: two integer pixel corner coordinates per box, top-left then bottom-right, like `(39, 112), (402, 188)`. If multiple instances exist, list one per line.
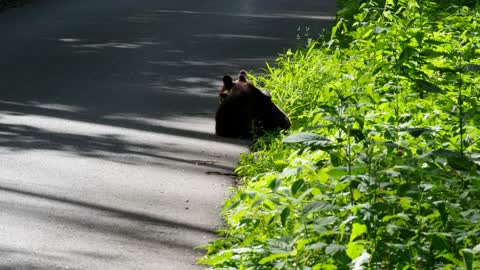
(215, 71), (291, 138)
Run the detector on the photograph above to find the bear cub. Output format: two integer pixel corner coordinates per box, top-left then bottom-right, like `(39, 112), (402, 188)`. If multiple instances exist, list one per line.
(215, 71), (291, 138)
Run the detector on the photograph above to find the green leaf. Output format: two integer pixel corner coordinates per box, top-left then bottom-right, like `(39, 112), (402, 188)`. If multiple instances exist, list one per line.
(436, 252), (463, 266)
(252, 198), (263, 207)
(456, 64), (480, 73)
(280, 207), (290, 227)
(302, 201), (334, 215)
(347, 242), (364, 260)
(264, 200), (276, 210)
(313, 263), (337, 270)
(328, 167), (348, 178)
(433, 150), (478, 171)
(282, 132), (336, 149)
(315, 216), (337, 226)
(461, 249), (474, 270)
(199, 251), (233, 266)
(283, 132), (326, 143)
(374, 26), (388, 34)
(279, 168), (299, 179)
(399, 197), (414, 210)
(258, 253), (290, 264)
(325, 244), (346, 256)
(447, 155), (477, 171)
(415, 79), (443, 94)
(350, 223), (367, 242)
(306, 242), (328, 250)
(291, 179), (305, 195)
(269, 178), (282, 192)
(473, 244), (480, 254)
(274, 160), (289, 167)
(400, 127), (433, 138)
(224, 200), (241, 212)
(428, 232), (450, 251)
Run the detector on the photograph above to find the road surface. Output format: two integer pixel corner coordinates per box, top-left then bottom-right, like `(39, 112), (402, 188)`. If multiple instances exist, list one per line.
(0, 1), (335, 269)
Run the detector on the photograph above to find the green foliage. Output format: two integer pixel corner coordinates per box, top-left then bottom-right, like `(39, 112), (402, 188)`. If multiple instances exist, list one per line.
(200, 0), (480, 269)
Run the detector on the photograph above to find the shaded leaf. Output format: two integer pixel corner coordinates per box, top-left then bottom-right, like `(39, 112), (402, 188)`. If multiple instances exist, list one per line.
(400, 127), (433, 138)
(291, 179), (305, 195)
(280, 207), (290, 227)
(436, 252), (463, 266)
(303, 201), (335, 215)
(461, 249), (474, 270)
(447, 156), (477, 171)
(415, 79), (443, 94)
(428, 232), (451, 251)
(456, 64), (480, 73)
(325, 244), (347, 256)
(314, 216), (337, 226)
(269, 178), (282, 192)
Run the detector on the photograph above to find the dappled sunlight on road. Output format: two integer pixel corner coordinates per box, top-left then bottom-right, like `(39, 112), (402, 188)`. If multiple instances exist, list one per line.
(0, 100), (85, 113)
(0, 111), (245, 171)
(0, 183), (217, 268)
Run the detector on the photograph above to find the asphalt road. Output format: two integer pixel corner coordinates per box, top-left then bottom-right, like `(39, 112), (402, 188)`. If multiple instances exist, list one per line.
(0, 1), (335, 269)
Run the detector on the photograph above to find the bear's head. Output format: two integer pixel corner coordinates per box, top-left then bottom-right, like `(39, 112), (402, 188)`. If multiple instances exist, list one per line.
(218, 70), (248, 103)
(215, 71), (291, 138)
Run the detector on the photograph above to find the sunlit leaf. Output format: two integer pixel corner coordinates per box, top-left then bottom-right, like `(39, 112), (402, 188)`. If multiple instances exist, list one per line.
(347, 242), (364, 261)
(350, 223), (368, 243)
(258, 253), (290, 264)
(282, 132), (336, 149)
(199, 251), (233, 265)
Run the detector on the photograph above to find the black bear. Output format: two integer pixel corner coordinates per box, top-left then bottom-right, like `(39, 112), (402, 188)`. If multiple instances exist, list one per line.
(215, 71), (291, 138)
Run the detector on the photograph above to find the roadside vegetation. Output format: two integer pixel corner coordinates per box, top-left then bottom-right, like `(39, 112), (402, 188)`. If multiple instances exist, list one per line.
(201, 0), (480, 269)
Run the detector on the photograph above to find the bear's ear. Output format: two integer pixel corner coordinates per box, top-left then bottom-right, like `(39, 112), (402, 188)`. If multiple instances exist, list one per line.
(223, 75), (234, 89)
(238, 74), (247, 83)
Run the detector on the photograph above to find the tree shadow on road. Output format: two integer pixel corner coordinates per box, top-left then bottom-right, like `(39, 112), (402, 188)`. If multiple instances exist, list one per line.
(0, 122), (238, 172)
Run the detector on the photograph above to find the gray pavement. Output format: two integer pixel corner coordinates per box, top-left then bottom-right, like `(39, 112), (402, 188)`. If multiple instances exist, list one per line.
(0, 1), (335, 269)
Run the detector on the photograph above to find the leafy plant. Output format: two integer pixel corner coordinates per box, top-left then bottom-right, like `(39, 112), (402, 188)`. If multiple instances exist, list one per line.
(200, 0), (480, 269)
